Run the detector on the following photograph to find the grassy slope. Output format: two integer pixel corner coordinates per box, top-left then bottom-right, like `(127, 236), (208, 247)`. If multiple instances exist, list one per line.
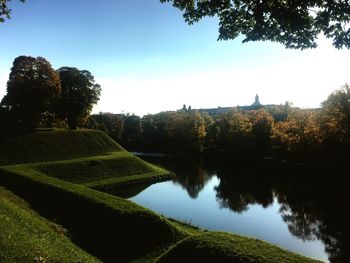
(0, 129), (171, 188)
(0, 129), (123, 166)
(155, 232), (324, 263)
(31, 152), (171, 188)
(0, 186), (100, 263)
(0, 130), (325, 263)
(0, 166), (188, 262)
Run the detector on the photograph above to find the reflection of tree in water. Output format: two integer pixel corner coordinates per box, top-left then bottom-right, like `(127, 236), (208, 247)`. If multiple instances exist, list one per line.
(214, 161), (274, 212)
(274, 167), (350, 263)
(141, 156), (212, 199)
(279, 203), (321, 241)
(213, 160), (349, 263)
(215, 177), (274, 213)
(171, 158), (211, 199)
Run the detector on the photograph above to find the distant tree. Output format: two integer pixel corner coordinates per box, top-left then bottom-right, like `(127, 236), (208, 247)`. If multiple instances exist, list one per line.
(164, 111), (207, 152)
(141, 113), (167, 150)
(265, 102), (292, 122)
(57, 67), (101, 130)
(0, 0), (25, 23)
(122, 115), (142, 146)
(272, 109), (320, 159)
(248, 109), (274, 155)
(0, 56), (61, 128)
(88, 112), (125, 141)
(161, 0), (350, 49)
(320, 84), (350, 144)
(215, 109), (253, 153)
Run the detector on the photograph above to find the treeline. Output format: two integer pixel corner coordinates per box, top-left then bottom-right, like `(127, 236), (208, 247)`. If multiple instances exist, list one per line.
(87, 106), (289, 155)
(0, 56), (101, 130)
(88, 84), (350, 162)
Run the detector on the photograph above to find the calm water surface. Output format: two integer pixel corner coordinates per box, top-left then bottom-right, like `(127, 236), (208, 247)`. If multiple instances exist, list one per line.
(111, 155), (349, 263)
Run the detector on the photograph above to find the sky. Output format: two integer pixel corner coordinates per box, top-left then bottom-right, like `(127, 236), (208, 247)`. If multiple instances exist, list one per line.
(1, 0), (350, 116)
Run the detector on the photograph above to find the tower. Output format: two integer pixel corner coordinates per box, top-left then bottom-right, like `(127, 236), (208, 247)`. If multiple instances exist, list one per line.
(252, 94), (261, 106)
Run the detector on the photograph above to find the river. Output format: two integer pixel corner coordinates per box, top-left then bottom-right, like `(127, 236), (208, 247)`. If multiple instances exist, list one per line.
(110, 154), (349, 263)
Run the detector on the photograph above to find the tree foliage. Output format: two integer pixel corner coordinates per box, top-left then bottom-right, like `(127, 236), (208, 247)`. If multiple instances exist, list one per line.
(88, 112), (124, 140)
(88, 85), (350, 163)
(161, 0), (350, 49)
(214, 109), (253, 153)
(122, 115), (142, 146)
(57, 67), (101, 130)
(0, 0), (25, 23)
(1, 56), (61, 128)
(272, 109), (320, 158)
(320, 84), (350, 143)
(248, 109), (274, 154)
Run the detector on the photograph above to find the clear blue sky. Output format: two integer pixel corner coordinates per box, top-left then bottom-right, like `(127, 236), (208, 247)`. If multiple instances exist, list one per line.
(1, 0), (350, 115)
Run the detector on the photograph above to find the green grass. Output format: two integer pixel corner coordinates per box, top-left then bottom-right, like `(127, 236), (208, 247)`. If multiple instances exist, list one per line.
(25, 152), (172, 189)
(0, 186), (100, 263)
(0, 129), (123, 166)
(34, 153), (153, 183)
(0, 164), (188, 262)
(155, 232), (324, 263)
(0, 129), (172, 189)
(0, 130), (325, 263)
(0, 163), (325, 263)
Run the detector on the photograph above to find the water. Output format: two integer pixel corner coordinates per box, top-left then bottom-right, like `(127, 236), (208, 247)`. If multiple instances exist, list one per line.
(114, 155), (349, 263)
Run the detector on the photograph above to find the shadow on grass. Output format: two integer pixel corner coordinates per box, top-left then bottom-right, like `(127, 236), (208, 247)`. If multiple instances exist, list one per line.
(0, 170), (183, 263)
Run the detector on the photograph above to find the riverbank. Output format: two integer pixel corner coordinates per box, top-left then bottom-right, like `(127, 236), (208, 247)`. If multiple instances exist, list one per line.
(0, 186), (100, 262)
(0, 130), (324, 262)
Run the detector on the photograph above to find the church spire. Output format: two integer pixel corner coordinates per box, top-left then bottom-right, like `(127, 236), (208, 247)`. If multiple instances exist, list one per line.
(252, 94), (261, 106)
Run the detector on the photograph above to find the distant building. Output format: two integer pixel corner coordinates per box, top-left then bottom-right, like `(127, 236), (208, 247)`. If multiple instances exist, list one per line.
(197, 94), (281, 116)
(252, 94), (261, 107)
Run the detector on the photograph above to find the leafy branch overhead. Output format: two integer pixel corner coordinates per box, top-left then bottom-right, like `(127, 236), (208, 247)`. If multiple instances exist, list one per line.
(0, 0), (25, 23)
(161, 0), (350, 49)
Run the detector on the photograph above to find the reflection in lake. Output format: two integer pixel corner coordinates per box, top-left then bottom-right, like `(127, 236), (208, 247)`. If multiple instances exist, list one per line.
(118, 155), (349, 263)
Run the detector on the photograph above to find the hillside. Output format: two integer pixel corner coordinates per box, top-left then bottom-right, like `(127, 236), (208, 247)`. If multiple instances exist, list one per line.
(0, 130), (324, 262)
(0, 129), (123, 166)
(0, 186), (100, 263)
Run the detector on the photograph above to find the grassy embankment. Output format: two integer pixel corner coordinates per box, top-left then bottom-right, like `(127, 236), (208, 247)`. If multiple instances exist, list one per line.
(0, 130), (324, 262)
(0, 186), (100, 263)
(0, 130), (172, 189)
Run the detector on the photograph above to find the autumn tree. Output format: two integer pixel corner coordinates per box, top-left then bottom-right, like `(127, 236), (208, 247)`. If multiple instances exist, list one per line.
(57, 67), (101, 130)
(214, 109), (253, 153)
(0, 56), (61, 128)
(272, 109), (320, 159)
(161, 0), (350, 49)
(265, 102), (292, 122)
(122, 115), (142, 146)
(0, 0), (25, 23)
(320, 84), (350, 144)
(88, 112), (125, 141)
(141, 113), (168, 150)
(248, 109), (274, 155)
(164, 111), (207, 152)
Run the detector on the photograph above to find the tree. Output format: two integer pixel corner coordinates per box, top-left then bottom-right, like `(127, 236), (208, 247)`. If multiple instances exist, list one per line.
(0, 0), (25, 23)
(161, 0), (350, 49)
(214, 109), (253, 153)
(272, 109), (320, 159)
(1, 56), (61, 128)
(248, 109), (274, 154)
(320, 84), (350, 144)
(88, 112), (125, 141)
(141, 113), (167, 150)
(122, 115), (142, 146)
(164, 111), (207, 152)
(57, 67), (101, 130)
